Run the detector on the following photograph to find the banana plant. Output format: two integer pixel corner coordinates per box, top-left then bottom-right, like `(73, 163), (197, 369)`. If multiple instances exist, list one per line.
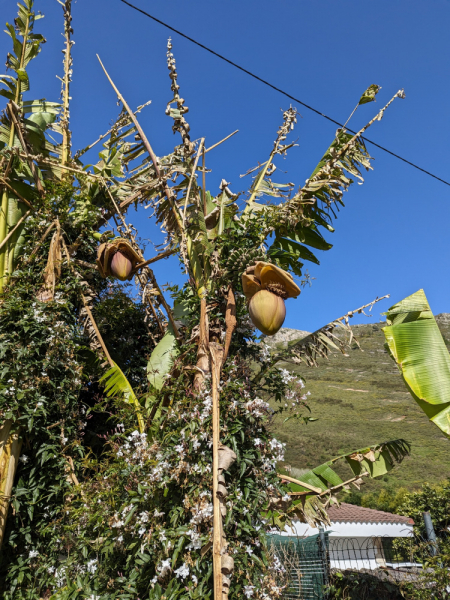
(382, 289), (450, 438)
(0, 1), (409, 593)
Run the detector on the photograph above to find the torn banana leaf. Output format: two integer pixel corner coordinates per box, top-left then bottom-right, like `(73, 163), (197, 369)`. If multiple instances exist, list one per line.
(382, 289), (450, 437)
(278, 439), (410, 528)
(100, 361), (145, 433)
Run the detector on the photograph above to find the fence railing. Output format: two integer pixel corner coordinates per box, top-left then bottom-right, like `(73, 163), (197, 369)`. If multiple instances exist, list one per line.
(270, 528), (449, 600)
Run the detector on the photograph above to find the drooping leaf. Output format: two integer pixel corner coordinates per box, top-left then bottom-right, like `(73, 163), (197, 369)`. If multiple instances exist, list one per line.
(382, 289), (450, 437)
(99, 361), (145, 433)
(282, 439), (410, 527)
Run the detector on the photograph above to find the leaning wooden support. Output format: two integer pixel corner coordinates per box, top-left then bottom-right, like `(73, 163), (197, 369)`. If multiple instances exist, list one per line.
(210, 343), (223, 600)
(0, 420), (22, 549)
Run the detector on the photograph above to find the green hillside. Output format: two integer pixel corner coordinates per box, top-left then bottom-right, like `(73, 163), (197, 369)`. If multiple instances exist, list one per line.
(271, 314), (450, 502)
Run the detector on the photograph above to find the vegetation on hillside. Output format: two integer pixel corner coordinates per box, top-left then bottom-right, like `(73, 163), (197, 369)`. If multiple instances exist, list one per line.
(273, 315), (450, 506)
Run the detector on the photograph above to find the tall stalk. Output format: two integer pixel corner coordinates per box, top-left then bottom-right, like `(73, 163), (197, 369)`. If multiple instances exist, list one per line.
(0, 8), (30, 290)
(58, 0), (73, 172)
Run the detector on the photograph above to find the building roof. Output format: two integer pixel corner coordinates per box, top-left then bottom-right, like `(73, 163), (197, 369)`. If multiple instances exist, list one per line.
(327, 503), (414, 525)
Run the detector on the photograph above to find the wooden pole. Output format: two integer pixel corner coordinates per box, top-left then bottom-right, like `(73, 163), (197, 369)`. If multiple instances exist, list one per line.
(0, 420), (22, 549)
(210, 344), (223, 600)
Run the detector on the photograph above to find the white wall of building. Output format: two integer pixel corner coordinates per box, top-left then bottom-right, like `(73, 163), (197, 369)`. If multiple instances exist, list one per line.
(279, 520), (414, 539)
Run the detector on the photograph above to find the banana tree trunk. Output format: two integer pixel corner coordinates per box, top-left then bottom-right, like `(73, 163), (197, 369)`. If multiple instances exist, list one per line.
(0, 420), (22, 549)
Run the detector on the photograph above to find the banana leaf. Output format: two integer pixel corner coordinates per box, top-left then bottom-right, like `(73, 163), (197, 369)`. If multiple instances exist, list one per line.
(279, 439), (410, 527)
(147, 330), (179, 391)
(382, 289), (450, 438)
(99, 361), (145, 433)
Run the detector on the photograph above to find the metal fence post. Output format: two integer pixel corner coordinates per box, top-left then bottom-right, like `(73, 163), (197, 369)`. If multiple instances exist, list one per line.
(423, 511), (439, 556)
(318, 527), (329, 595)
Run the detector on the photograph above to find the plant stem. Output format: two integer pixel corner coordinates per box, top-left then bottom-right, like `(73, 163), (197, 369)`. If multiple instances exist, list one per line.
(0, 210), (30, 253)
(59, 0), (73, 173)
(96, 55), (185, 237)
(202, 146), (207, 216)
(8, 103), (44, 194)
(182, 138), (204, 227)
(204, 130), (238, 154)
(0, 10), (31, 290)
(134, 249), (175, 269)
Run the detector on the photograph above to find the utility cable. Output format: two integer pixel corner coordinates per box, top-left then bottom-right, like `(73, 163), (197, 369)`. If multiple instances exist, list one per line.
(118, 0), (450, 188)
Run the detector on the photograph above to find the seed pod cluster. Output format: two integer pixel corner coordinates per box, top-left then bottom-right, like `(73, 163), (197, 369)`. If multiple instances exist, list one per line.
(224, 246), (268, 288)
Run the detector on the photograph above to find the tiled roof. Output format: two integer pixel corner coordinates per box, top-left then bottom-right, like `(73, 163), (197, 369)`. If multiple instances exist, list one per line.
(327, 503), (414, 525)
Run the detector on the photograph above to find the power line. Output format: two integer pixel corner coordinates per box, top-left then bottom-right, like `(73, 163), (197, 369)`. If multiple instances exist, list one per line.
(119, 0), (450, 188)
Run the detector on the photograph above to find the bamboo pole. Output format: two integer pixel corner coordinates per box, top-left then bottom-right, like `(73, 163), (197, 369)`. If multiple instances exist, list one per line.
(210, 343), (223, 600)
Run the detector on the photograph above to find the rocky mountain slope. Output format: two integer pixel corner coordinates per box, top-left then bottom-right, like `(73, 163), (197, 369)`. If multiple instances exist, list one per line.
(271, 314), (450, 496)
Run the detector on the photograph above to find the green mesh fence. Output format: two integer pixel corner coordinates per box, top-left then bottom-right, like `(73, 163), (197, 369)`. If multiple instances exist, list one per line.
(270, 533), (330, 600)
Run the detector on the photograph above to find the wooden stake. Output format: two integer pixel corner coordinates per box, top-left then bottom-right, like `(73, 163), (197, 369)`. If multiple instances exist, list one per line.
(0, 420), (22, 549)
(210, 343), (223, 600)
(194, 297), (209, 391)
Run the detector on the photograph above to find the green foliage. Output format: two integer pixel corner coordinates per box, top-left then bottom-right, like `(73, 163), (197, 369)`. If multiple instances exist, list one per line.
(345, 486), (410, 514)
(147, 331), (179, 392)
(94, 286), (153, 385)
(99, 361), (145, 433)
(0, 1), (407, 598)
(383, 289), (450, 437)
(396, 480), (450, 542)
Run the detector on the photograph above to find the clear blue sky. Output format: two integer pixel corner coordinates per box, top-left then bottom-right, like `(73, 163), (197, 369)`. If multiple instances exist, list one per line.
(1, 0), (449, 332)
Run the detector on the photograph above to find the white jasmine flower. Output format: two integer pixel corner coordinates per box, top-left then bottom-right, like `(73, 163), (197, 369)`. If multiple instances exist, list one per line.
(174, 563), (189, 579)
(86, 559), (97, 574)
(157, 558), (171, 577)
